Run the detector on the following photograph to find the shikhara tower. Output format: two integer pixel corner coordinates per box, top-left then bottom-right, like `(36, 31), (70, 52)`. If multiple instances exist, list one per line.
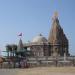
(48, 12), (69, 56)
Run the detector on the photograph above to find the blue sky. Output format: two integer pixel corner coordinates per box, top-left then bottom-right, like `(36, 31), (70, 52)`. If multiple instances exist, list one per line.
(0, 0), (75, 55)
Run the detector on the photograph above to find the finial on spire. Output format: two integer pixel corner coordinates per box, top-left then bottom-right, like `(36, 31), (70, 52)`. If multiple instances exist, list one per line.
(54, 11), (58, 18)
(52, 11), (58, 20)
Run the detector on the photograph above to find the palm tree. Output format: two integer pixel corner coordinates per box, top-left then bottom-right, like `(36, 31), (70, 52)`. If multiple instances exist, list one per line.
(11, 44), (17, 68)
(6, 44), (12, 68)
(6, 45), (12, 58)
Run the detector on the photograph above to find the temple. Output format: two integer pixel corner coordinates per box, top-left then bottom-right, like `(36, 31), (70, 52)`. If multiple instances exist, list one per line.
(6, 12), (69, 58)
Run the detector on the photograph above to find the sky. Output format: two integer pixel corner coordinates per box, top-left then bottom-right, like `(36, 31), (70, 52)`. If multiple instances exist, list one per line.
(0, 0), (75, 55)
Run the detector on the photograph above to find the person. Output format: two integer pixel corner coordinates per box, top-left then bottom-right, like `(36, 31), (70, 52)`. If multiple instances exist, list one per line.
(23, 58), (29, 68)
(0, 57), (3, 68)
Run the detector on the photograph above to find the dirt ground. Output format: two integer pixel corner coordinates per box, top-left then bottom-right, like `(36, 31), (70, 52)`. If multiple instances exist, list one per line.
(0, 67), (75, 75)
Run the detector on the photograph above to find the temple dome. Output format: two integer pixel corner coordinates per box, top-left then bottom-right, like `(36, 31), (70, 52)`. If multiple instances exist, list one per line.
(31, 34), (47, 43)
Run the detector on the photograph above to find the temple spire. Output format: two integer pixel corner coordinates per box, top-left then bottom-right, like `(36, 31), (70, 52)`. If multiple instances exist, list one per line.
(17, 38), (23, 52)
(48, 12), (60, 44)
(48, 12), (69, 56)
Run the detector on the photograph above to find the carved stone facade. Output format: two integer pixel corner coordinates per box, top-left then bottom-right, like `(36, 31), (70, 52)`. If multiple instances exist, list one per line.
(30, 43), (50, 57)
